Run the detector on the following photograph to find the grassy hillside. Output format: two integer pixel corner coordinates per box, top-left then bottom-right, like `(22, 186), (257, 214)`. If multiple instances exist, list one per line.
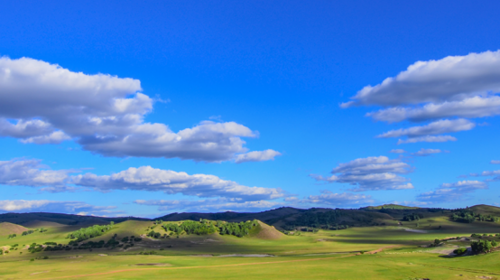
(0, 222), (29, 237)
(1, 216), (500, 279)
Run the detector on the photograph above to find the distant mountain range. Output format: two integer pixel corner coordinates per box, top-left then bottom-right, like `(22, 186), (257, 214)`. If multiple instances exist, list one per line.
(2, 204), (499, 231)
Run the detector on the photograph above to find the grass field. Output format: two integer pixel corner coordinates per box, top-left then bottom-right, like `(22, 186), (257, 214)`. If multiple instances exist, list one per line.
(1, 209), (500, 279)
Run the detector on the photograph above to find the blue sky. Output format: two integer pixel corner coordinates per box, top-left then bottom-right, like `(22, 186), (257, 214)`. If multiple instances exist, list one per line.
(1, 0), (500, 217)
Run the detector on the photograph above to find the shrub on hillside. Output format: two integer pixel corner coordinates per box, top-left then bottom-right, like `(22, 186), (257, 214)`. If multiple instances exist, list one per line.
(471, 240), (493, 254)
(66, 222), (114, 242)
(453, 248), (467, 255)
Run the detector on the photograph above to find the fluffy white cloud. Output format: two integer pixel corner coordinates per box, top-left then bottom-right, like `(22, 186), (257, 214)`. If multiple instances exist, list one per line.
(72, 166), (283, 200)
(0, 158), (283, 200)
(389, 149), (406, 154)
(305, 191), (374, 207)
(343, 50), (500, 107)
(411, 148), (445, 157)
(0, 200), (118, 215)
(397, 135), (457, 144)
(377, 119), (475, 139)
(369, 96), (500, 123)
(343, 50), (500, 141)
(235, 149), (282, 163)
(0, 57), (274, 162)
(417, 180), (487, 203)
(0, 158), (71, 190)
(311, 156), (414, 191)
(135, 198), (283, 212)
(491, 160), (500, 164)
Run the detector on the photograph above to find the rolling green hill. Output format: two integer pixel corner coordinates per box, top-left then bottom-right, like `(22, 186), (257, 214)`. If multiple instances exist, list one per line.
(0, 222), (29, 237)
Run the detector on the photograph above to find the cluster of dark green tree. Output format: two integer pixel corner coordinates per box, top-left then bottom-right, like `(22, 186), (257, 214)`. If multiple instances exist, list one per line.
(451, 209), (499, 223)
(283, 210), (358, 230)
(65, 235), (140, 250)
(453, 247), (467, 255)
(471, 239), (498, 254)
(402, 213), (424, 221)
(28, 243), (44, 253)
(22, 230), (35, 236)
(7, 234), (16, 239)
(44, 243), (72, 251)
(471, 233), (500, 238)
(217, 220), (258, 237)
(159, 219), (258, 238)
(66, 222), (114, 242)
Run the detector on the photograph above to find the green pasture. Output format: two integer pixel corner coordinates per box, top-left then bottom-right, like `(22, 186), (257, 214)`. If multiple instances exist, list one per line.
(1, 218), (500, 279)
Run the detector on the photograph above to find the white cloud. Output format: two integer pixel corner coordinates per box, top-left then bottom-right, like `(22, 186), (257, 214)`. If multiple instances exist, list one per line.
(369, 96), (500, 123)
(235, 149), (282, 163)
(417, 180), (487, 203)
(344, 50), (500, 107)
(135, 198), (283, 212)
(397, 135), (457, 144)
(389, 149), (406, 154)
(304, 191), (374, 207)
(469, 169), (500, 181)
(411, 148), (445, 157)
(0, 158), (283, 200)
(343, 50), (500, 142)
(72, 166), (284, 200)
(0, 200), (118, 216)
(311, 156), (414, 191)
(0, 57), (272, 162)
(0, 158), (71, 190)
(377, 119), (475, 138)
(491, 160), (500, 164)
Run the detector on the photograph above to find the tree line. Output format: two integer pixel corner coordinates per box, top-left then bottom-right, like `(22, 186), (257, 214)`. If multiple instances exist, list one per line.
(66, 222), (114, 242)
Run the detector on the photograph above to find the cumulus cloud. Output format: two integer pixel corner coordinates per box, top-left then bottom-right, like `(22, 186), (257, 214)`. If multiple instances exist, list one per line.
(491, 160), (500, 164)
(311, 156), (414, 191)
(0, 57), (274, 162)
(0, 158), (282, 200)
(411, 148), (445, 157)
(344, 50), (500, 107)
(343, 50), (500, 142)
(304, 191), (374, 207)
(389, 149), (406, 154)
(417, 180), (487, 203)
(369, 96), (500, 123)
(377, 119), (475, 139)
(234, 149), (282, 163)
(135, 198), (283, 212)
(397, 135), (457, 144)
(0, 200), (119, 216)
(72, 166), (283, 200)
(0, 158), (72, 191)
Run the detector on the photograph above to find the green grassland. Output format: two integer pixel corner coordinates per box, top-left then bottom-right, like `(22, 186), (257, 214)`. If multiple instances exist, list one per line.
(1, 205), (500, 279)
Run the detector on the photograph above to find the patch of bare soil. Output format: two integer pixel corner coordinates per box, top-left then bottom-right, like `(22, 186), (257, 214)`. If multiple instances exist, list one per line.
(135, 263), (171, 266)
(427, 246), (458, 255)
(190, 238), (221, 244)
(363, 245), (400, 255)
(189, 254), (214, 257)
(218, 254), (275, 257)
(30, 271), (50, 275)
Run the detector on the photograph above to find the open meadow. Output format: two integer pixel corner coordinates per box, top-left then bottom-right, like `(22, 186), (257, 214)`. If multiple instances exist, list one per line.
(1, 205), (500, 279)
